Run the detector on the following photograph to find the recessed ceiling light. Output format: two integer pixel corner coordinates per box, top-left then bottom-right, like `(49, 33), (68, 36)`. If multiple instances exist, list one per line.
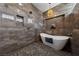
(18, 3), (23, 6)
(49, 3), (51, 4)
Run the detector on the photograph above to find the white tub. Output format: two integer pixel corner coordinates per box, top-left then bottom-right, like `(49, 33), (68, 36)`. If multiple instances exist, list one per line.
(40, 33), (70, 50)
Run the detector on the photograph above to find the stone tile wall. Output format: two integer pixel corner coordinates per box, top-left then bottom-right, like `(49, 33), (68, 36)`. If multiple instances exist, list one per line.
(0, 3), (43, 54)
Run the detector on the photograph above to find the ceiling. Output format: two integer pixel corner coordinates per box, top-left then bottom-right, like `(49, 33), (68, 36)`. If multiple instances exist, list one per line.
(32, 3), (61, 12)
(0, 3), (61, 13)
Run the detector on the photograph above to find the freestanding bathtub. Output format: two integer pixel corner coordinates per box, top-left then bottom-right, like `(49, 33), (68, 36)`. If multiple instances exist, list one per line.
(40, 33), (70, 50)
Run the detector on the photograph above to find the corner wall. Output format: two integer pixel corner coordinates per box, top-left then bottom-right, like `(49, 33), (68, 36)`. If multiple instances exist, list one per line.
(71, 4), (79, 55)
(0, 3), (43, 54)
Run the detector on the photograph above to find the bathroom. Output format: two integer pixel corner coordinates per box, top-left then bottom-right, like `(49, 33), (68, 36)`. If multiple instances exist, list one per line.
(0, 3), (79, 56)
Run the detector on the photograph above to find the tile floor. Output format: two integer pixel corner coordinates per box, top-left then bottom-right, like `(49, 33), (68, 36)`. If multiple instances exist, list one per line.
(2, 41), (72, 56)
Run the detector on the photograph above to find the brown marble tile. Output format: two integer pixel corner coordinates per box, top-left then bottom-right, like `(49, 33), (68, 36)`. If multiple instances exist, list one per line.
(1, 41), (71, 56)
